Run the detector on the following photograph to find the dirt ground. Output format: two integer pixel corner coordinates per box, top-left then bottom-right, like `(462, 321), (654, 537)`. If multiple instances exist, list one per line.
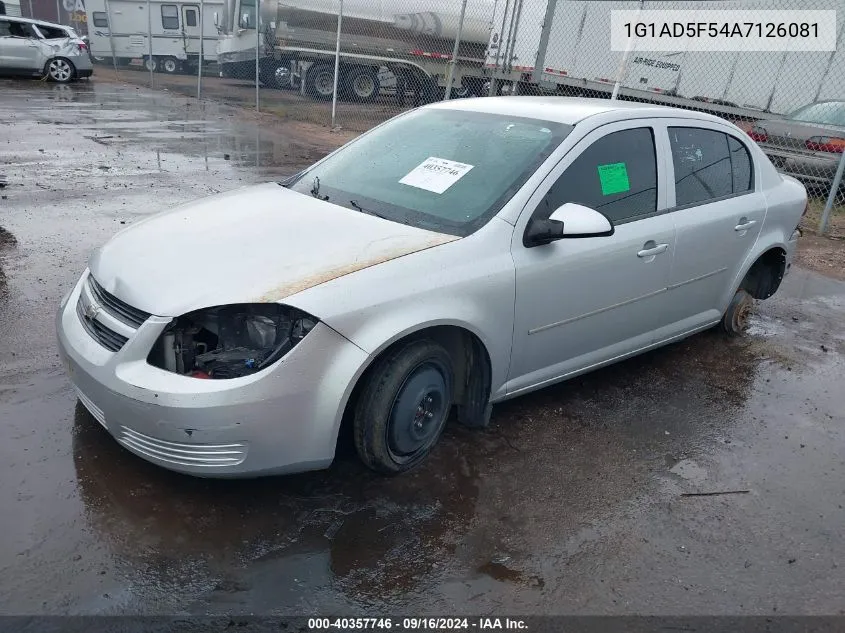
(1, 77), (845, 617)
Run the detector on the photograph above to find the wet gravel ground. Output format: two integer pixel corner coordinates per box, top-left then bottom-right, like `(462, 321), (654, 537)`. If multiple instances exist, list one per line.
(1, 79), (845, 616)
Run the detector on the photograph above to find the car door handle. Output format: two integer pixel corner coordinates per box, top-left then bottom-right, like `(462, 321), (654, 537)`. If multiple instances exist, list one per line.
(735, 219), (757, 231)
(637, 243), (668, 258)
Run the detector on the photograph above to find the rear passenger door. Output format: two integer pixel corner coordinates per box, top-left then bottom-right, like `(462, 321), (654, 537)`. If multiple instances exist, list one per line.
(660, 123), (764, 330)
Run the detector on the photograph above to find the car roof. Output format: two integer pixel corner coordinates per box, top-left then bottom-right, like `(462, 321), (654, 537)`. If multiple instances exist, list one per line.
(427, 96), (728, 127)
(1, 15), (73, 30)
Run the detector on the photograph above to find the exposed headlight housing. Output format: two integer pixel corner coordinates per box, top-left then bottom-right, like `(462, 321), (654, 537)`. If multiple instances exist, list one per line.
(147, 303), (318, 379)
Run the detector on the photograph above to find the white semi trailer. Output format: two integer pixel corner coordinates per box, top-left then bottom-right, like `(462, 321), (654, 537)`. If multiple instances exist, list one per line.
(486, 0), (845, 118)
(215, 0), (495, 102)
(86, 0), (223, 73)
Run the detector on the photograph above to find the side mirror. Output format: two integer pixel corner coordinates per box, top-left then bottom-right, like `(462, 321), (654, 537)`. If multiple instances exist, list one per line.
(524, 202), (614, 247)
(241, 12), (251, 27)
(551, 203), (614, 238)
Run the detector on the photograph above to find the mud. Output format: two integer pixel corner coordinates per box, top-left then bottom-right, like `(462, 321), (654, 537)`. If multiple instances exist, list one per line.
(2, 79), (845, 616)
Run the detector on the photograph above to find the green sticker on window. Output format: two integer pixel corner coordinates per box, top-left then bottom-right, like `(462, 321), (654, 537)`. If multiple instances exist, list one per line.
(597, 162), (630, 196)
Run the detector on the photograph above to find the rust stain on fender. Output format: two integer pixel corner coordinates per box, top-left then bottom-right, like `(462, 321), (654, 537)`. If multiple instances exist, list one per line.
(257, 234), (458, 303)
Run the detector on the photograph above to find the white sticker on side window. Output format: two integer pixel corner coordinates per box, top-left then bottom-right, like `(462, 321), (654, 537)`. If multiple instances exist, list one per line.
(399, 157), (474, 194)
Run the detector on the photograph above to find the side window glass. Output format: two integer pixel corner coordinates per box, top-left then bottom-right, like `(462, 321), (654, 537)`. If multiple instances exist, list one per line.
(669, 127), (733, 206)
(185, 8), (198, 27)
(38, 25), (67, 38)
(0, 20), (11, 37)
(728, 136), (753, 193)
(8, 21), (35, 37)
(92, 12), (108, 27)
(161, 4), (179, 29)
(537, 128), (657, 224)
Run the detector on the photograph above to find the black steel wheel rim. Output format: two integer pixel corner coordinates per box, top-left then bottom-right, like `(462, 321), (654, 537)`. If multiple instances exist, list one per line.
(386, 360), (450, 463)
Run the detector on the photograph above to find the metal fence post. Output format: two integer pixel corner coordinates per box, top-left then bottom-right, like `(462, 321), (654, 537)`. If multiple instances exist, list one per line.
(255, 0), (260, 113)
(103, 0), (119, 73)
(147, 0), (154, 87)
(444, 0), (468, 100)
(611, 0), (644, 100)
(819, 150), (845, 235)
(197, 0), (204, 99)
(330, 0), (343, 128)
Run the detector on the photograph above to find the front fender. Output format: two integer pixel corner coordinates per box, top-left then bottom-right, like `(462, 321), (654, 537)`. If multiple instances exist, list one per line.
(284, 220), (518, 397)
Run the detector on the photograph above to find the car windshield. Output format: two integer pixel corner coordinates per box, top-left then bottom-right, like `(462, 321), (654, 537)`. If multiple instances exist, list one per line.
(787, 101), (845, 127)
(285, 108), (572, 236)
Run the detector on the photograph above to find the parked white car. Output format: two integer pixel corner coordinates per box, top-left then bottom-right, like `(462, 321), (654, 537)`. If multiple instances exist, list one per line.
(57, 97), (806, 478)
(0, 16), (93, 82)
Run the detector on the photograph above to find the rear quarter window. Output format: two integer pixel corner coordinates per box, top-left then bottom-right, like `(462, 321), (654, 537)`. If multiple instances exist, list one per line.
(669, 127), (746, 207)
(36, 24), (69, 39)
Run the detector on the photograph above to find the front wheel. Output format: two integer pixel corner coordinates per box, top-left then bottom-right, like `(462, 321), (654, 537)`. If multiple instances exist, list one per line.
(353, 340), (454, 474)
(46, 58), (75, 83)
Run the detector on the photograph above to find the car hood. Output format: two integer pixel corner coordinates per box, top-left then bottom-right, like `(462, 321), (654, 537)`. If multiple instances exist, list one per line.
(88, 183), (459, 316)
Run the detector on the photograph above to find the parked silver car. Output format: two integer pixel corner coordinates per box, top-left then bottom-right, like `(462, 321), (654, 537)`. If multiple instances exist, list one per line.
(0, 16), (93, 82)
(57, 97), (806, 478)
(750, 100), (845, 189)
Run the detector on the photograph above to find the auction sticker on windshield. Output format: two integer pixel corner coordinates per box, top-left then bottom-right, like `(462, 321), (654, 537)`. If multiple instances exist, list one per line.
(399, 157), (474, 194)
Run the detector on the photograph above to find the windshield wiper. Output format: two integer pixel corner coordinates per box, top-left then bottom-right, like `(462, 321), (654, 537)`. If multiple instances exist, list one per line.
(349, 200), (397, 222)
(310, 176), (328, 200)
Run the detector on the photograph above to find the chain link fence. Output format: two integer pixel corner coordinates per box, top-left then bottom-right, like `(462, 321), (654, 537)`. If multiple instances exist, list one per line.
(36, 0), (845, 235)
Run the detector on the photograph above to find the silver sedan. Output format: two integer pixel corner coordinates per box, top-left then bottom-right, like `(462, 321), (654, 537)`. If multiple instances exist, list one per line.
(56, 97), (807, 477)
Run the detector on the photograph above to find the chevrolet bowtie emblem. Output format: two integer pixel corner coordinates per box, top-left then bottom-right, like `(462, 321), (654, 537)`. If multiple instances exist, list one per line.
(83, 298), (101, 320)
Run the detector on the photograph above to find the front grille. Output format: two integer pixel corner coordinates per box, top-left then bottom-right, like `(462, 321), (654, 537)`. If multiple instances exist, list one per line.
(76, 297), (129, 352)
(87, 275), (151, 328)
(118, 426), (248, 468)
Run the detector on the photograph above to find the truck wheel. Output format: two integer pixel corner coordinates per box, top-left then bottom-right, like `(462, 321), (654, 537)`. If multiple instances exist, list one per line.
(304, 63), (336, 100)
(143, 56), (157, 72)
(161, 57), (180, 74)
(344, 66), (380, 102)
(353, 339), (454, 474)
(262, 62), (293, 89)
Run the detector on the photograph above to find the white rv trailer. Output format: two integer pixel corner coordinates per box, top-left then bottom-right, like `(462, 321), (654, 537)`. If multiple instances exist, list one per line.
(85, 0), (223, 72)
(215, 0), (495, 102)
(1, 0), (22, 17)
(486, 0), (845, 118)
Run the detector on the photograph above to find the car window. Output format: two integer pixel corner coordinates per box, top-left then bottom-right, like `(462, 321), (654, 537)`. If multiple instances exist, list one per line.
(36, 24), (69, 39)
(161, 4), (179, 29)
(728, 136), (753, 193)
(286, 108), (573, 237)
(239, 0), (256, 28)
(185, 7), (198, 26)
(669, 127), (737, 207)
(0, 19), (10, 37)
(92, 11), (108, 27)
(534, 127), (657, 225)
(787, 102), (845, 127)
(7, 20), (37, 37)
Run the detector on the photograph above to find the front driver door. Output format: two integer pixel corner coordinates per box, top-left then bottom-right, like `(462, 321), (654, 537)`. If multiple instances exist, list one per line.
(507, 121), (676, 395)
